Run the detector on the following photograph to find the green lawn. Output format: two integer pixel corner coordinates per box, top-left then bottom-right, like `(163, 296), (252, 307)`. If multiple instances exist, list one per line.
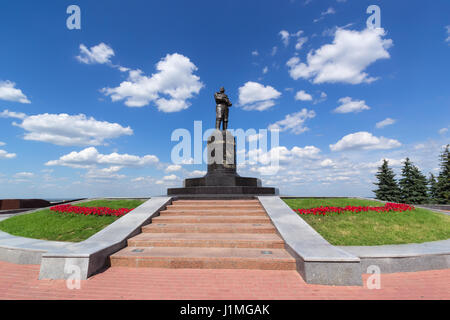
(283, 198), (450, 246)
(0, 199), (146, 243)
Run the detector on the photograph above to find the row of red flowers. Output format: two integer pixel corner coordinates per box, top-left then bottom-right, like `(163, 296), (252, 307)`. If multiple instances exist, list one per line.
(293, 203), (414, 216)
(49, 204), (132, 217)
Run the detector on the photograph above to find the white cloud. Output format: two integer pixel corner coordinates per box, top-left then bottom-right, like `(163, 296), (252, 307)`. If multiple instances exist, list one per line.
(330, 131), (401, 151)
(287, 28), (393, 84)
(0, 109), (27, 119)
(247, 133), (263, 143)
(84, 166), (126, 180)
(322, 7), (336, 15)
(46, 147), (159, 169)
(277, 29), (308, 50)
(163, 174), (178, 181)
(252, 50), (259, 56)
(165, 164), (182, 172)
(0, 142), (5, 147)
(9, 112), (132, 146)
(333, 97), (370, 113)
(295, 90), (313, 101)
(279, 30), (290, 46)
(0, 149), (16, 159)
(238, 81), (281, 111)
(14, 172), (34, 179)
(102, 53), (203, 112)
(271, 46), (278, 56)
(187, 170), (207, 177)
(446, 26), (450, 43)
(291, 145), (321, 159)
(439, 127), (448, 135)
(268, 109), (316, 134)
(376, 118), (396, 128)
(262, 66), (269, 74)
(313, 7), (336, 23)
(0, 81), (30, 104)
(295, 36), (308, 50)
(76, 43), (115, 65)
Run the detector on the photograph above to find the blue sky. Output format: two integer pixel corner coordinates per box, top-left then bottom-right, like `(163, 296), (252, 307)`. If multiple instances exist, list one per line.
(0, 0), (449, 198)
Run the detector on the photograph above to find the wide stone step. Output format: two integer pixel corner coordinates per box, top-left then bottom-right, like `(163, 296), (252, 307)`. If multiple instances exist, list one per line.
(128, 233), (285, 248)
(110, 247), (296, 270)
(160, 209), (267, 216)
(169, 204), (263, 210)
(161, 208), (267, 215)
(152, 215), (270, 224)
(142, 223), (277, 234)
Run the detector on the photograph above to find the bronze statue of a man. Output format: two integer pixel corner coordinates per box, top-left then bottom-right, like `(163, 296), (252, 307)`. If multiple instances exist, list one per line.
(214, 87), (232, 131)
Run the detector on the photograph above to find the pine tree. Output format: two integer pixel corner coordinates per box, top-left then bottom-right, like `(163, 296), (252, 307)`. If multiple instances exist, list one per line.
(436, 144), (450, 204)
(428, 173), (439, 203)
(373, 159), (401, 202)
(399, 158), (429, 204)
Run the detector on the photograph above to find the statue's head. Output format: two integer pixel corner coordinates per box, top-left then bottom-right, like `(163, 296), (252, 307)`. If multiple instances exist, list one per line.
(219, 87), (225, 93)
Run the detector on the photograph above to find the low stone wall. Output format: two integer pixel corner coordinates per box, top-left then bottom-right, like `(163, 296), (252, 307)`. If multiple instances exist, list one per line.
(0, 199), (51, 210)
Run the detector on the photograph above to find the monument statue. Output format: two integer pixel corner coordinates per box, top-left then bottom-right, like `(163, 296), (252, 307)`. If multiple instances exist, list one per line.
(167, 87), (278, 196)
(214, 87), (232, 131)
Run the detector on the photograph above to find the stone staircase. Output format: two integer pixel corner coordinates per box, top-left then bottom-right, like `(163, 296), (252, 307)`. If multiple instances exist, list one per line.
(109, 199), (296, 270)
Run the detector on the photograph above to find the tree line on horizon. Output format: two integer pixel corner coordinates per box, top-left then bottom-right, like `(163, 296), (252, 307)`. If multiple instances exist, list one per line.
(373, 145), (450, 205)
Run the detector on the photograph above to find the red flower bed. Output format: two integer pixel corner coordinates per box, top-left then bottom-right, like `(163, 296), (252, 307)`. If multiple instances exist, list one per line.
(50, 204), (131, 217)
(294, 203), (414, 216)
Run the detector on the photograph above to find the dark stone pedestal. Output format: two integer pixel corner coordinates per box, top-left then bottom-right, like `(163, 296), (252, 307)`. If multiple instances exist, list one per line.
(167, 130), (278, 198)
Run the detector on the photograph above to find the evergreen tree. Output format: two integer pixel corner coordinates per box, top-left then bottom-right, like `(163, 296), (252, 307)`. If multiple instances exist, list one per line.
(428, 173), (439, 203)
(436, 144), (450, 204)
(373, 159), (401, 202)
(399, 158), (429, 204)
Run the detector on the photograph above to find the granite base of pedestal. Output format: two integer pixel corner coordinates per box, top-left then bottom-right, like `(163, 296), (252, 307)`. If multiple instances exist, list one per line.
(167, 186), (279, 198)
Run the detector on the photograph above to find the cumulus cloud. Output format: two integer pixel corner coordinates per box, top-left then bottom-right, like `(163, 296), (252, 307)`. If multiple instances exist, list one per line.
(46, 147), (159, 169)
(0, 109), (27, 119)
(330, 131), (401, 151)
(0, 149), (16, 159)
(0, 142), (4, 146)
(165, 164), (182, 172)
(0, 81), (30, 104)
(439, 127), (449, 135)
(6, 112), (133, 146)
(333, 97), (370, 113)
(76, 43), (115, 65)
(287, 28), (393, 84)
(291, 145), (321, 159)
(163, 174), (178, 181)
(376, 118), (396, 128)
(268, 109), (316, 134)
(102, 53), (203, 112)
(187, 170), (207, 177)
(295, 90), (313, 101)
(238, 81), (281, 111)
(252, 50), (259, 56)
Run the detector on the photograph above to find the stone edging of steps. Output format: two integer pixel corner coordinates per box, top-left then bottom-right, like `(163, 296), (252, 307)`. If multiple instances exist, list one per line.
(38, 197), (171, 280)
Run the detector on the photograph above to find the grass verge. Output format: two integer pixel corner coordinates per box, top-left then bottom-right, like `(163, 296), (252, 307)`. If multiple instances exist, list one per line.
(283, 198), (450, 246)
(0, 199), (146, 242)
